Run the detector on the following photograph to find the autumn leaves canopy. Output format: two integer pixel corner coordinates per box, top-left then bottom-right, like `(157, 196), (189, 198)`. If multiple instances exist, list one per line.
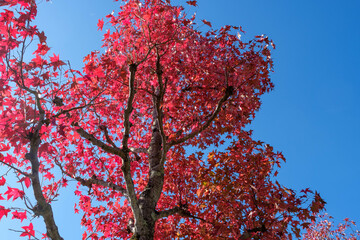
(0, 0), (328, 239)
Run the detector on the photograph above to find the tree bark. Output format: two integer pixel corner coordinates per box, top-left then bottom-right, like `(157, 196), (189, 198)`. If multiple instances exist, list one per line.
(26, 91), (63, 240)
(29, 123), (63, 240)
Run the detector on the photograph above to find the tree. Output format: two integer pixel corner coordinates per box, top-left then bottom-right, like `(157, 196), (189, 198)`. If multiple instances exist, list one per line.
(303, 214), (360, 240)
(0, 0), (327, 239)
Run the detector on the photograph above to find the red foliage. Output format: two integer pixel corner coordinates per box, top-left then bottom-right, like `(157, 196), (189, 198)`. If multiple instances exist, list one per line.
(12, 210), (27, 222)
(20, 223), (35, 239)
(303, 214), (360, 240)
(0, 0), (329, 239)
(0, 206), (11, 220)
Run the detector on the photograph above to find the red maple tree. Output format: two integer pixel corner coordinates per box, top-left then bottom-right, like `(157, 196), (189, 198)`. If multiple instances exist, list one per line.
(0, 0), (329, 239)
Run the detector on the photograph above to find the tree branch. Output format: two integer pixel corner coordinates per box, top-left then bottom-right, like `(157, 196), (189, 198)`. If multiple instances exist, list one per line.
(121, 63), (137, 151)
(154, 49), (169, 166)
(55, 160), (129, 199)
(72, 123), (126, 159)
(0, 160), (31, 177)
(239, 224), (267, 239)
(76, 176), (128, 198)
(155, 206), (205, 222)
(169, 86), (234, 146)
(128, 147), (148, 154)
(99, 125), (118, 148)
(119, 64), (143, 226)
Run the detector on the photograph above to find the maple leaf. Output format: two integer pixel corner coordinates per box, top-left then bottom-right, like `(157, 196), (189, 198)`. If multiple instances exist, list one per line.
(202, 19), (212, 27)
(97, 18), (104, 31)
(31, 54), (46, 66)
(20, 223), (35, 239)
(18, 177), (31, 188)
(39, 142), (51, 157)
(0, 176), (5, 186)
(61, 178), (68, 187)
(49, 53), (65, 71)
(43, 172), (55, 181)
(58, 124), (66, 137)
(12, 210), (27, 222)
(0, 143), (10, 151)
(0, 206), (11, 220)
(186, 0), (197, 6)
(49, 53), (59, 62)
(301, 188), (313, 194)
(37, 31), (47, 44)
(4, 187), (25, 201)
(33, 43), (50, 55)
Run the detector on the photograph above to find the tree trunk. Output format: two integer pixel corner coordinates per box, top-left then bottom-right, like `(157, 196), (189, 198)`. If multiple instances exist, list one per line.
(131, 222), (155, 240)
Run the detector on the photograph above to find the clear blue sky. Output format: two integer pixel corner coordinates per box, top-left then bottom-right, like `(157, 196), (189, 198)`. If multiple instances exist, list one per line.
(1, 0), (359, 239)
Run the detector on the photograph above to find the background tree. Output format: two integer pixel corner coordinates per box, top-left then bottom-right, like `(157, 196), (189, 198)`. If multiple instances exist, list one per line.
(303, 214), (360, 240)
(0, 0), (330, 239)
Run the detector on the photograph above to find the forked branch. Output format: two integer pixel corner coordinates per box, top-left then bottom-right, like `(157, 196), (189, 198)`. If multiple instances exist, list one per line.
(73, 123), (126, 159)
(169, 86), (234, 146)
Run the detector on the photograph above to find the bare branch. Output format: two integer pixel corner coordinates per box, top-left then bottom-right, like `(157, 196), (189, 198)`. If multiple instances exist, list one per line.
(0, 161), (31, 177)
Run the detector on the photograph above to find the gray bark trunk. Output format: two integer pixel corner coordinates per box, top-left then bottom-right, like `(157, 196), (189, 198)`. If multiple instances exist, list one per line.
(131, 84), (165, 239)
(29, 133), (63, 240)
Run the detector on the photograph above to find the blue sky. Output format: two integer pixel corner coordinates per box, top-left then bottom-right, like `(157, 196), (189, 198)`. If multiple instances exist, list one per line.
(1, 0), (360, 239)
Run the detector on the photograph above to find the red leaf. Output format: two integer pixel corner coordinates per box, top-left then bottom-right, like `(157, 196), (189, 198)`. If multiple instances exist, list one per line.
(4, 187), (25, 201)
(300, 188), (313, 194)
(20, 223), (35, 239)
(202, 19), (212, 27)
(12, 210), (27, 222)
(37, 31), (47, 44)
(39, 142), (51, 156)
(33, 43), (50, 55)
(0, 176), (5, 186)
(61, 178), (68, 187)
(186, 0), (197, 6)
(31, 54), (46, 66)
(24, 177), (31, 188)
(97, 18), (104, 31)
(49, 53), (60, 63)
(43, 172), (55, 181)
(18, 177), (31, 188)
(0, 143), (10, 152)
(58, 125), (66, 137)
(0, 206), (11, 220)
(49, 53), (65, 71)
